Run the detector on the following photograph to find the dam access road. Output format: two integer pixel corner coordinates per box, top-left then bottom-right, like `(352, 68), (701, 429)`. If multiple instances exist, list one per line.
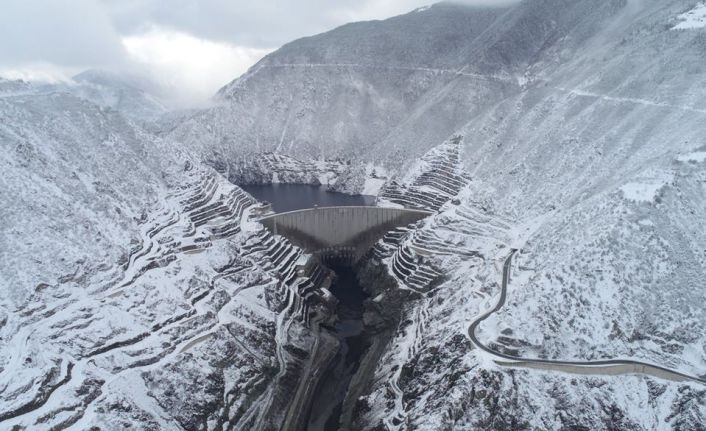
(469, 250), (706, 384)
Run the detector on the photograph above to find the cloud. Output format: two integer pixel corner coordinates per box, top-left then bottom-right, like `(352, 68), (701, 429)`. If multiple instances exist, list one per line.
(104, 1), (519, 48)
(0, 0), (519, 104)
(0, 0), (127, 71)
(104, 0), (369, 48)
(122, 27), (271, 107)
(332, 0), (517, 23)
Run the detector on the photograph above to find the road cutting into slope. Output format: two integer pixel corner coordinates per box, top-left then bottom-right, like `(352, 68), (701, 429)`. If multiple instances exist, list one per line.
(468, 250), (706, 384)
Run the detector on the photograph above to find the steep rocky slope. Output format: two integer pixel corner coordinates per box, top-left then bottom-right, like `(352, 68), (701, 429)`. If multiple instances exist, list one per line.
(164, 0), (706, 428)
(347, 138), (706, 430)
(0, 87), (175, 305)
(166, 0), (690, 166)
(2, 0), (706, 429)
(0, 83), (339, 430)
(164, 2), (519, 162)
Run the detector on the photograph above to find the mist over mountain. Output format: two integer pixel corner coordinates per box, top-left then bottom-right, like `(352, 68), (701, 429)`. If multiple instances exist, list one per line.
(1, 1), (705, 430)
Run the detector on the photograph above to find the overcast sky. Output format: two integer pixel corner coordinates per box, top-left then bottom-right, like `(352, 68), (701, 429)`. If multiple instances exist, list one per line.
(0, 0), (515, 106)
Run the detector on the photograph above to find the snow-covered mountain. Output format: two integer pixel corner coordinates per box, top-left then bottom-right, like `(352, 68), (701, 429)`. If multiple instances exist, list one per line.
(0, 86), (174, 304)
(0, 81), (337, 429)
(165, 0), (706, 167)
(68, 70), (171, 121)
(1, 0), (705, 429)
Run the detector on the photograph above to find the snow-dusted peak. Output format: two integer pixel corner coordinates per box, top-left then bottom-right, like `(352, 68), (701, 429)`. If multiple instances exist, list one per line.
(672, 2), (706, 29)
(67, 69), (169, 121)
(0, 77), (35, 97)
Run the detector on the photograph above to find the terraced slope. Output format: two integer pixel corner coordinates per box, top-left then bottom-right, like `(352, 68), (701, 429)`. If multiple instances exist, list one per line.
(0, 86), (341, 430)
(351, 139), (706, 430)
(3, 0), (706, 429)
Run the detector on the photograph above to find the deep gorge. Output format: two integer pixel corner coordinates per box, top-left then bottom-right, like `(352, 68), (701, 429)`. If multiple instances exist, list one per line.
(306, 264), (369, 431)
(237, 181), (404, 431)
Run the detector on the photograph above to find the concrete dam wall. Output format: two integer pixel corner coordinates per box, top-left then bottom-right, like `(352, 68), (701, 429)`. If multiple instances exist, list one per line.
(259, 206), (431, 262)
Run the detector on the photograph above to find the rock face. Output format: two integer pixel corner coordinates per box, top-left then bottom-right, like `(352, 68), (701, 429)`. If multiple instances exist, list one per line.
(164, 2), (520, 163)
(222, 152), (369, 194)
(0, 83), (338, 430)
(2, 0), (706, 430)
(343, 139), (706, 430)
(165, 0), (704, 168)
(69, 70), (170, 123)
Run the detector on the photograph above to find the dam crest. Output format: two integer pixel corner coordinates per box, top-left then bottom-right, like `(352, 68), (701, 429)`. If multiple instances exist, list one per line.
(258, 206), (431, 264)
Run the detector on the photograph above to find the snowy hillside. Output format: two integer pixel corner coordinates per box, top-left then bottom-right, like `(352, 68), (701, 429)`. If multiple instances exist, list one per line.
(165, 2), (519, 162)
(166, 0), (701, 166)
(344, 136), (706, 430)
(0, 87), (176, 305)
(0, 81), (337, 429)
(68, 70), (170, 121)
(2, 0), (705, 429)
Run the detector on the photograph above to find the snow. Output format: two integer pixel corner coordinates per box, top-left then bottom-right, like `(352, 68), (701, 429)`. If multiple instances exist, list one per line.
(3, 0), (706, 428)
(637, 218), (654, 226)
(677, 150), (706, 162)
(362, 177), (385, 195)
(508, 212), (552, 250)
(0, 85), (323, 428)
(620, 181), (665, 202)
(672, 2), (706, 29)
(318, 172), (333, 185)
(620, 171), (673, 202)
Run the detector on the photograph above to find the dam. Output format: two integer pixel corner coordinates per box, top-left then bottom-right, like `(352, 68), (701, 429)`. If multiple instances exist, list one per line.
(239, 184), (433, 430)
(258, 205), (431, 264)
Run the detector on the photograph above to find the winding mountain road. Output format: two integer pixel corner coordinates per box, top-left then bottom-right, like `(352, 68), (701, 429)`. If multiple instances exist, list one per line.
(468, 250), (706, 384)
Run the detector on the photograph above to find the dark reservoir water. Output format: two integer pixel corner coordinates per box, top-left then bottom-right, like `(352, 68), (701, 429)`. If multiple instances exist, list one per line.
(240, 183), (375, 213)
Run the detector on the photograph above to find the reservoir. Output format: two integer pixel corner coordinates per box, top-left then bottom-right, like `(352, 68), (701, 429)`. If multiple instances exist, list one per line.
(240, 183), (375, 213)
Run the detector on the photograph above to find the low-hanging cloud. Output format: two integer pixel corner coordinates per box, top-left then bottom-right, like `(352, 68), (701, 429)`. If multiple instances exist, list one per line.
(0, 0), (128, 74)
(1, 0), (520, 103)
(122, 27), (271, 107)
(103, 0), (520, 48)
